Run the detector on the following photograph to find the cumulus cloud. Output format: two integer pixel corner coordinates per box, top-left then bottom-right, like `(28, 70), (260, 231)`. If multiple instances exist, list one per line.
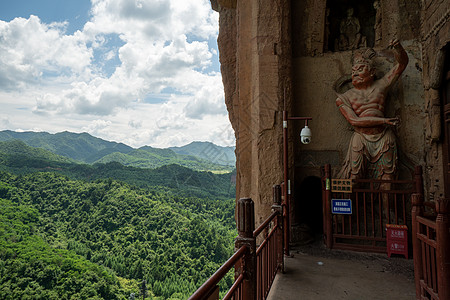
(181, 71), (226, 119)
(0, 0), (233, 148)
(0, 16), (92, 90)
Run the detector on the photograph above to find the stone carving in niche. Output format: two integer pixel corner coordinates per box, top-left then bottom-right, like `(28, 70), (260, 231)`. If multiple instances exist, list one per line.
(373, 1), (382, 46)
(326, 0), (376, 52)
(335, 7), (367, 51)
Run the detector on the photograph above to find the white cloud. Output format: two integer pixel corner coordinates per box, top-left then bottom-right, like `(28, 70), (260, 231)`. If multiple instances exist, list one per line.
(0, 0), (234, 148)
(82, 119), (112, 134)
(0, 16), (92, 90)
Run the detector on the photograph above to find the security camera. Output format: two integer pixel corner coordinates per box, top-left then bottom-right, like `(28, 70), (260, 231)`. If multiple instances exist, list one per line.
(300, 125), (311, 144)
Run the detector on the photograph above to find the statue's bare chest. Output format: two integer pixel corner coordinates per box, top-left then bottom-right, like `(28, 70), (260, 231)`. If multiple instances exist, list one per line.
(347, 88), (385, 115)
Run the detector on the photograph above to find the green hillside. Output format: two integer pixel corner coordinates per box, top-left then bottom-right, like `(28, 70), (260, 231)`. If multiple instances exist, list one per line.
(0, 131), (235, 172)
(0, 130), (133, 163)
(0, 171), (236, 299)
(0, 197), (126, 299)
(0, 133), (237, 299)
(0, 140), (74, 164)
(0, 140), (235, 200)
(169, 141), (235, 167)
(96, 146), (233, 173)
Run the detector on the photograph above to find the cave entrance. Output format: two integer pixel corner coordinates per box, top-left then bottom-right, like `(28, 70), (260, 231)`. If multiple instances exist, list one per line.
(293, 176), (323, 243)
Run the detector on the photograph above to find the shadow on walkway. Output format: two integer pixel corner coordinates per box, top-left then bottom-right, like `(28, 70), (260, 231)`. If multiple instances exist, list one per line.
(267, 239), (415, 300)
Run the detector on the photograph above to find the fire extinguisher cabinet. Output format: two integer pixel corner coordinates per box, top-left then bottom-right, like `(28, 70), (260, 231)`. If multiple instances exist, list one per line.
(386, 224), (408, 259)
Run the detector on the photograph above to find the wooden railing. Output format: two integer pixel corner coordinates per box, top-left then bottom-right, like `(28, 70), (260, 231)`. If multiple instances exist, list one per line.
(189, 185), (284, 300)
(411, 193), (450, 300)
(322, 164), (420, 253)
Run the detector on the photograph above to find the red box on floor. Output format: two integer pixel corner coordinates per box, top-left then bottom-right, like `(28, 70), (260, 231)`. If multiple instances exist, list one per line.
(386, 224), (408, 259)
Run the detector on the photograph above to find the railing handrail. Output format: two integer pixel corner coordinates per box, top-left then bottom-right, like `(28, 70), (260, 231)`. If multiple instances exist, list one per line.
(222, 273), (244, 300)
(256, 223), (279, 256)
(253, 210), (278, 237)
(416, 215), (437, 229)
(189, 184), (284, 300)
(188, 245), (248, 300)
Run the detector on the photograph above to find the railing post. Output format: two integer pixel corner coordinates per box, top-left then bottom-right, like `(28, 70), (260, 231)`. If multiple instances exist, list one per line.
(324, 164), (333, 249)
(235, 198), (256, 300)
(272, 184), (284, 273)
(411, 193), (424, 299)
(414, 166), (424, 196)
(435, 198), (450, 300)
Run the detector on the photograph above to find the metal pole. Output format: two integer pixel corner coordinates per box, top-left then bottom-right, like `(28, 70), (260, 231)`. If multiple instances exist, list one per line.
(282, 110), (290, 256)
(324, 164), (333, 248)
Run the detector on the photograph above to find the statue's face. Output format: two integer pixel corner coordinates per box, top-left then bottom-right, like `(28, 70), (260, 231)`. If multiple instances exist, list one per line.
(347, 8), (354, 16)
(352, 63), (374, 88)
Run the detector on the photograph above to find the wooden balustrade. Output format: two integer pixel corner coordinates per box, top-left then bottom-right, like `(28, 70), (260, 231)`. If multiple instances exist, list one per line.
(412, 193), (450, 300)
(189, 185), (284, 300)
(322, 164), (418, 253)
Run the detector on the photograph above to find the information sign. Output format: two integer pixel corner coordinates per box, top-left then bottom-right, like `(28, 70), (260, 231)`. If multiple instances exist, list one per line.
(331, 199), (352, 214)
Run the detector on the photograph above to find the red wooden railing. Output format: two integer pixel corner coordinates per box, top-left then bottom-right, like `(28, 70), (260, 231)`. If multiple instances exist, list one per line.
(254, 208), (283, 299)
(411, 193), (450, 300)
(322, 164), (419, 253)
(189, 185), (284, 300)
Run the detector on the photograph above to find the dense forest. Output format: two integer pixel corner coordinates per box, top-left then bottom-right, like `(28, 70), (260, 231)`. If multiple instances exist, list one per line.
(0, 137), (237, 299)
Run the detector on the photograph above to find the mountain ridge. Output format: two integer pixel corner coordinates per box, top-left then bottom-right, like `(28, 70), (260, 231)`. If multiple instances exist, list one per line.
(0, 130), (235, 172)
(0, 139), (236, 200)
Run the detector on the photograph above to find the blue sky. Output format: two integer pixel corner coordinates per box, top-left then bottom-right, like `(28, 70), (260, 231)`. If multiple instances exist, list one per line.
(0, 0), (232, 148)
(0, 0), (91, 33)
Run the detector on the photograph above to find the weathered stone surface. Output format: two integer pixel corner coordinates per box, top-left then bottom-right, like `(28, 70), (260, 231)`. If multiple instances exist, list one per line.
(421, 0), (449, 200)
(216, 0), (291, 225)
(215, 0), (449, 232)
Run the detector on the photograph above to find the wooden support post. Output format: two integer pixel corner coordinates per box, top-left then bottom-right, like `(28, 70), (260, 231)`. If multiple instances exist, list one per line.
(435, 198), (450, 300)
(324, 164), (333, 249)
(235, 198), (256, 300)
(411, 193), (424, 299)
(414, 166), (424, 196)
(272, 184), (284, 273)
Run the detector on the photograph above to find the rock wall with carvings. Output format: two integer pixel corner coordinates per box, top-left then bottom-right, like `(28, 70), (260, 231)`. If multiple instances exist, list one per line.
(421, 0), (450, 201)
(212, 0), (292, 224)
(212, 0), (449, 238)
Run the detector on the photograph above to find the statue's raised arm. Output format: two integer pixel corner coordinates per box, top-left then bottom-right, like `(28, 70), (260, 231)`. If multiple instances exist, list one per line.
(380, 39), (409, 90)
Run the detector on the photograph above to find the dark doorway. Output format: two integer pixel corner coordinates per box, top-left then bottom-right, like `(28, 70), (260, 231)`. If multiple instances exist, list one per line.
(296, 176), (323, 235)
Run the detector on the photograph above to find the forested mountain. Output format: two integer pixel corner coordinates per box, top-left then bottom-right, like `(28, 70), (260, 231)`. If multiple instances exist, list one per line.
(95, 146), (232, 173)
(0, 140), (74, 165)
(0, 130), (133, 163)
(169, 142), (235, 167)
(0, 131), (237, 299)
(0, 130), (235, 172)
(0, 171), (236, 299)
(0, 140), (235, 200)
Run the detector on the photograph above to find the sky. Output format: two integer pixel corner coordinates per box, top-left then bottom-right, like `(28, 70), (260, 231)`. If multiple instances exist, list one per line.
(0, 0), (234, 148)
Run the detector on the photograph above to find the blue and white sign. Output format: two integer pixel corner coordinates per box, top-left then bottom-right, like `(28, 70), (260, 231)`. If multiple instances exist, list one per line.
(332, 199), (352, 214)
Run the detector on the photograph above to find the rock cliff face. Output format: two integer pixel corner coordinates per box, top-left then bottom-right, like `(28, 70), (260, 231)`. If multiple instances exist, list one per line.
(421, 0), (450, 201)
(213, 0), (292, 225)
(213, 0), (449, 237)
